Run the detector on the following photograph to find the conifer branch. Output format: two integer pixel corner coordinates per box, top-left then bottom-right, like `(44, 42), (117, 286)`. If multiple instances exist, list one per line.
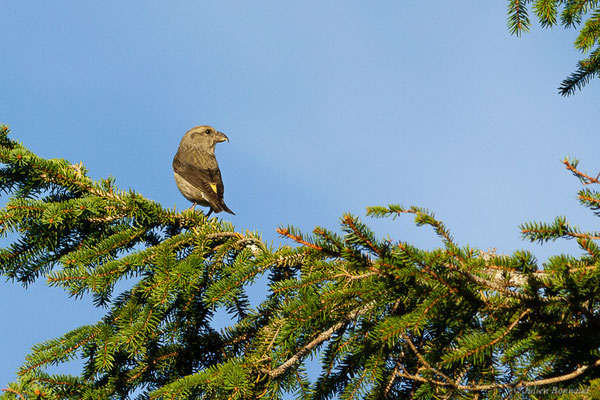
(507, 0), (531, 36)
(394, 354), (600, 392)
(442, 309), (530, 367)
(266, 301), (376, 378)
(446, 263), (544, 302)
(3, 125), (600, 397)
(276, 227), (323, 251)
(506, 1), (600, 94)
(342, 214), (381, 256)
(1, 388), (26, 400)
(402, 334), (455, 387)
(392, 357), (600, 391)
(564, 157), (600, 184)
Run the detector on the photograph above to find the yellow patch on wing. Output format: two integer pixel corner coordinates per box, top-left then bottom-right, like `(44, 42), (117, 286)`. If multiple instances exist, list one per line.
(210, 184), (218, 193)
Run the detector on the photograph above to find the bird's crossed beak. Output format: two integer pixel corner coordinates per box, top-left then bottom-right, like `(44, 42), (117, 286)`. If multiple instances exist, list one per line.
(216, 131), (229, 143)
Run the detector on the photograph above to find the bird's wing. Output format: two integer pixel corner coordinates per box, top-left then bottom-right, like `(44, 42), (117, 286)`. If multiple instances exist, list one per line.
(173, 155), (225, 209)
(211, 171), (235, 214)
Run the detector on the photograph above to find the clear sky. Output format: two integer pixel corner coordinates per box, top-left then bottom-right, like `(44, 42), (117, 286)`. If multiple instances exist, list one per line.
(1, 0), (599, 388)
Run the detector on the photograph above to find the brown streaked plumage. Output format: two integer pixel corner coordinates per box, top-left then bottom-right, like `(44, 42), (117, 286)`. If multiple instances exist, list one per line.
(173, 125), (235, 217)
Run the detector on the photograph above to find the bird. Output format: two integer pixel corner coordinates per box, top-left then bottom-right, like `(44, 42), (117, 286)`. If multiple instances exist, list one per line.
(173, 125), (235, 218)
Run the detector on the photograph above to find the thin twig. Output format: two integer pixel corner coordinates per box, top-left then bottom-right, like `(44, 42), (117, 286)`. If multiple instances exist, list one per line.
(564, 160), (600, 185)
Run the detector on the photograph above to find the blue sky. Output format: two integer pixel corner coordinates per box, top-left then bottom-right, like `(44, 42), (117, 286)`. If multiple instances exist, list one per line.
(1, 0), (599, 388)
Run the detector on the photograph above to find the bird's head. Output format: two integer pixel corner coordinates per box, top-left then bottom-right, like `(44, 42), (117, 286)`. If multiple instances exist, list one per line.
(181, 125), (229, 153)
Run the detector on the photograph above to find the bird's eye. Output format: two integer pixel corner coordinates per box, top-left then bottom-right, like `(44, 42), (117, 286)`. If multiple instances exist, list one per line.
(205, 129), (211, 134)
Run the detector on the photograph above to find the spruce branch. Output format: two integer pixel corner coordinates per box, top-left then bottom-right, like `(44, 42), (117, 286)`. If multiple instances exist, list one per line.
(534, 0), (559, 27)
(444, 262), (542, 302)
(575, 10), (600, 51)
(507, 0), (532, 36)
(402, 333), (455, 388)
(506, 1), (600, 94)
(392, 358), (600, 392)
(564, 157), (600, 184)
(3, 125), (600, 397)
(276, 227), (324, 251)
(559, 49), (600, 95)
(441, 309), (531, 368)
(1, 388), (25, 400)
(265, 301), (376, 378)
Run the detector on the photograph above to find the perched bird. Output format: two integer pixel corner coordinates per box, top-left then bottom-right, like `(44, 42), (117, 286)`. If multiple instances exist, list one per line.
(173, 125), (235, 217)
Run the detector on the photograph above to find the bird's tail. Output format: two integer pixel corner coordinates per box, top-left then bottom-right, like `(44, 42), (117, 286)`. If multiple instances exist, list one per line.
(216, 201), (235, 215)
(222, 204), (235, 215)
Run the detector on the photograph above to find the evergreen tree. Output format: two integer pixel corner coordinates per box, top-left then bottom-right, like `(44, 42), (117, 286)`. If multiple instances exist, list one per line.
(507, 0), (600, 95)
(1, 121), (600, 400)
